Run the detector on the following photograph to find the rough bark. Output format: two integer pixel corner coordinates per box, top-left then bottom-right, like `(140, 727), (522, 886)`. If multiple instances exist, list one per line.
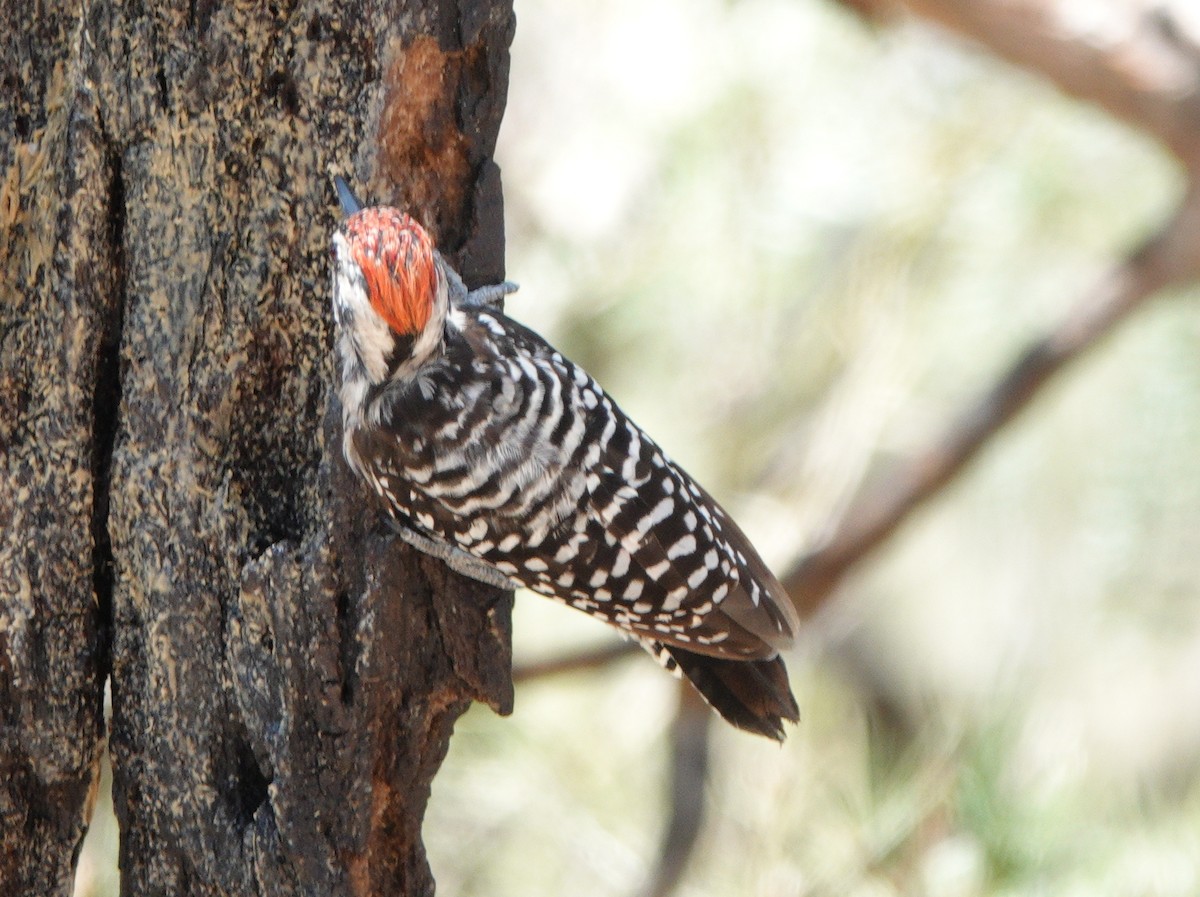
(1, 4), (109, 892)
(1, 1), (515, 895)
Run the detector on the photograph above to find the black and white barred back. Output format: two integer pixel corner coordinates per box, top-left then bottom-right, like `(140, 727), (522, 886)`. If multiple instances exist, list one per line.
(332, 187), (800, 740)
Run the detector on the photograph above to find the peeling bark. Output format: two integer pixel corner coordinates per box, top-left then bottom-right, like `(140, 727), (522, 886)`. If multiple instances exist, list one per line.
(1, 1), (515, 894)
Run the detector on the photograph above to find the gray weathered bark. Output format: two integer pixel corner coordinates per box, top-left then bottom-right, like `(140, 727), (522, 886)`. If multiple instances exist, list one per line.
(1, 2), (515, 894)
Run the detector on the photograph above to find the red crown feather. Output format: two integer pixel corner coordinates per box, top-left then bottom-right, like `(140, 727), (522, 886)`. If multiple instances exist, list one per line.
(344, 208), (437, 336)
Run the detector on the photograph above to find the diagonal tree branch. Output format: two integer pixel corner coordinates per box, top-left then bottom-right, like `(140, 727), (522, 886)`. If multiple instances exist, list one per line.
(786, 179), (1200, 614)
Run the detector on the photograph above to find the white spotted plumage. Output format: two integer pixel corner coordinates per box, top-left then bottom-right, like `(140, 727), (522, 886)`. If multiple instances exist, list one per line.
(331, 183), (800, 739)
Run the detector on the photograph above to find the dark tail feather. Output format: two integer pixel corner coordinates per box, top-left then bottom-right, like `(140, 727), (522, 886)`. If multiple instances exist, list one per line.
(667, 647), (799, 741)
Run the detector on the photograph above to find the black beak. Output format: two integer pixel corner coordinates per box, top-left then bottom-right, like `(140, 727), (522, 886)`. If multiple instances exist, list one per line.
(334, 176), (362, 216)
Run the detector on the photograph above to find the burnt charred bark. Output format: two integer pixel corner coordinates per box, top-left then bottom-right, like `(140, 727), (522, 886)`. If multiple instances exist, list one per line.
(1, 1), (515, 895)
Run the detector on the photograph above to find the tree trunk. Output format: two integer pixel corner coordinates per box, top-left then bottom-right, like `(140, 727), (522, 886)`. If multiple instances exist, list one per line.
(1, 2), (515, 895)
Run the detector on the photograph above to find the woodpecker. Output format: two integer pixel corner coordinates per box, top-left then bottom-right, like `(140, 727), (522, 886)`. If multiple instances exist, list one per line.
(330, 178), (800, 740)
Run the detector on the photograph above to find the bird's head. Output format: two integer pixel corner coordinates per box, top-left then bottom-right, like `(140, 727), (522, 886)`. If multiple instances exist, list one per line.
(331, 203), (449, 385)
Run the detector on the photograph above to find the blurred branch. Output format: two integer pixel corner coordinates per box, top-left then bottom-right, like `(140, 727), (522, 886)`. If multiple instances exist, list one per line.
(787, 180), (1200, 615)
(636, 684), (713, 897)
(788, 0), (1200, 616)
(851, 0), (1200, 167)
(514, 647), (715, 897)
(512, 640), (639, 682)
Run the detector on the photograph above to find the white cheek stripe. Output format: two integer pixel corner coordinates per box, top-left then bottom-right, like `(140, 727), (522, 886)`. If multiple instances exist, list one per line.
(332, 233), (396, 385)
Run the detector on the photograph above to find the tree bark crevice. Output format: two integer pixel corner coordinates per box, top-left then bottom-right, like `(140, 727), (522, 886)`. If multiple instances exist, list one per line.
(89, 138), (127, 706)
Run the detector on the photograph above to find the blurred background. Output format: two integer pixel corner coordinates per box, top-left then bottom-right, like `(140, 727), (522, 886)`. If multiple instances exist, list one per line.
(428, 0), (1200, 895)
(75, 0), (1200, 895)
